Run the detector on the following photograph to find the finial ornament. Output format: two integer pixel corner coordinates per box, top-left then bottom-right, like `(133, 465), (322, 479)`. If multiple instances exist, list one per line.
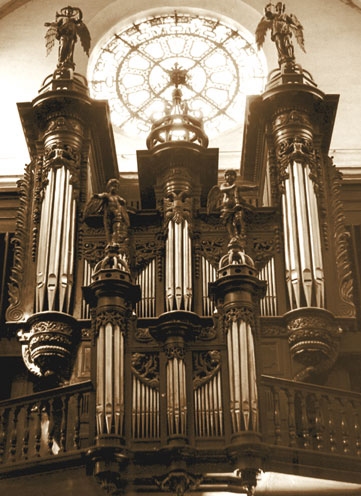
(255, 2), (305, 71)
(45, 6), (91, 74)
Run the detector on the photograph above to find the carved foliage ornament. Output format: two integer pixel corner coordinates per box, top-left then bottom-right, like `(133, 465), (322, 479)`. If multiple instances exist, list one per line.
(165, 344), (185, 361)
(6, 162), (34, 322)
(82, 239), (107, 266)
(224, 306), (255, 329)
(277, 135), (315, 176)
(199, 238), (227, 268)
(328, 158), (356, 316)
(155, 471), (203, 496)
(95, 309), (128, 331)
(131, 352), (159, 389)
(193, 350), (221, 389)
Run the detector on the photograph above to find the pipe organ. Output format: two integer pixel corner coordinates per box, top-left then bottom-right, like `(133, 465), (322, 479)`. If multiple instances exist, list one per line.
(5, 6), (360, 496)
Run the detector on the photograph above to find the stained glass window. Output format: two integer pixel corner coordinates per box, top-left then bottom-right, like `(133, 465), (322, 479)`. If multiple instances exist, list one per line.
(88, 12), (267, 140)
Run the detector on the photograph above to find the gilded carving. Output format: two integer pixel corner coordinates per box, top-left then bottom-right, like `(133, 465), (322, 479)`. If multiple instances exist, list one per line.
(131, 352), (159, 389)
(193, 350), (221, 389)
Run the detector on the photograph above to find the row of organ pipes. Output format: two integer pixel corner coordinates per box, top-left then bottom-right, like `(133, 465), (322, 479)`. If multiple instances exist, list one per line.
(36, 165), (76, 314)
(282, 160), (324, 309)
(227, 318), (259, 433)
(131, 371), (160, 439)
(96, 319), (125, 436)
(165, 218), (192, 311)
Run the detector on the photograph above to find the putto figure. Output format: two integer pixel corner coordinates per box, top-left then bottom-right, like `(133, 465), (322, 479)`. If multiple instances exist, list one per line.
(84, 178), (130, 247)
(207, 170), (256, 250)
(255, 2), (305, 71)
(45, 6), (91, 71)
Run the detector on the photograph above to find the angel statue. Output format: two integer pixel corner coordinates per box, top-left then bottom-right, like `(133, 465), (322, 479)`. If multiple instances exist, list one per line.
(255, 2), (305, 71)
(83, 178), (130, 247)
(45, 6), (91, 72)
(207, 170), (256, 251)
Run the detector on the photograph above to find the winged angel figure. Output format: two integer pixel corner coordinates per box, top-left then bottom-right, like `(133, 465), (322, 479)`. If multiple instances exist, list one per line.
(45, 6), (91, 70)
(255, 2), (305, 70)
(207, 170), (256, 250)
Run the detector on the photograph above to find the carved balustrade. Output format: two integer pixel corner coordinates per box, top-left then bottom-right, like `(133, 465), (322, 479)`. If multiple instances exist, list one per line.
(260, 375), (361, 457)
(0, 381), (93, 468)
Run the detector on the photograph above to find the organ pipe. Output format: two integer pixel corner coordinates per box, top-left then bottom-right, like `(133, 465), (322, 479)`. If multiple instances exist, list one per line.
(165, 219), (192, 311)
(166, 354), (187, 437)
(259, 257), (277, 316)
(136, 259), (156, 318)
(96, 321), (125, 436)
(282, 159), (324, 309)
(36, 166), (76, 313)
(194, 371), (223, 438)
(227, 319), (258, 433)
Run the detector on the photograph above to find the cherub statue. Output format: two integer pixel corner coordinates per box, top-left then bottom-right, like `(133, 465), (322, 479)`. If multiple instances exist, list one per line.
(255, 2), (305, 70)
(207, 170), (256, 249)
(83, 178), (130, 247)
(45, 6), (91, 71)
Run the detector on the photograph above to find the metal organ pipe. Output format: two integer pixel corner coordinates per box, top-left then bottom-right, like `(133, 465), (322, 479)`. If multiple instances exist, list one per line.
(96, 321), (125, 436)
(227, 319), (258, 433)
(166, 354), (187, 437)
(282, 158), (324, 309)
(36, 166), (76, 313)
(165, 219), (193, 311)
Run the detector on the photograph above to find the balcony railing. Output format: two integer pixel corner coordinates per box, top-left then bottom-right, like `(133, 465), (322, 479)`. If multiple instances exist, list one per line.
(0, 380), (93, 469)
(1, 374), (361, 484)
(260, 375), (361, 457)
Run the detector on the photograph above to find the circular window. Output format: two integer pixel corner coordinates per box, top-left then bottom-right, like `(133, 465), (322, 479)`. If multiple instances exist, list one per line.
(88, 12), (267, 140)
